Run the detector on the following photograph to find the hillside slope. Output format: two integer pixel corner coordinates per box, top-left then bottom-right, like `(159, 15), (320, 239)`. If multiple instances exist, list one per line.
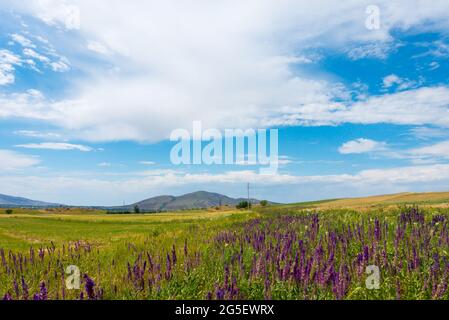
(119, 191), (261, 212)
(0, 193), (59, 207)
(286, 191), (449, 209)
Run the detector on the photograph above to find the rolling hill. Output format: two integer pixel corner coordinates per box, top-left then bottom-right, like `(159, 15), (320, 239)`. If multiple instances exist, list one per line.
(117, 191), (262, 212)
(284, 191), (449, 209)
(0, 193), (60, 207)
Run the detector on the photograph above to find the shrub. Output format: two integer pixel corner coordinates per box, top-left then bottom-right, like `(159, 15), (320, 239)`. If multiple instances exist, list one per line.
(236, 201), (251, 209)
(5, 209), (13, 215)
(260, 200), (268, 207)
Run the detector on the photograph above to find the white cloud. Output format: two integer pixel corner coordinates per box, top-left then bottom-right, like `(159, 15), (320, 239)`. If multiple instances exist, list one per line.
(0, 49), (21, 85)
(0, 89), (59, 119)
(23, 48), (50, 63)
(2, 32), (70, 81)
(382, 74), (418, 90)
(22, 46), (71, 73)
(421, 41), (449, 58)
(86, 41), (111, 55)
(337, 137), (449, 164)
(354, 164), (449, 184)
(382, 74), (402, 88)
(277, 156), (294, 165)
(15, 142), (93, 152)
(346, 42), (398, 60)
(433, 41), (449, 57)
(3, 84), (449, 142)
(49, 60), (70, 72)
(274, 86), (449, 128)
(14, 130), (62, 139)
(11, 33), (36, 48)
(234, 154), (292, 166)
(98, 162), (111, 167)
(409, 127), (449, 140)
(35, 0), (81, 30)
(0, 149), (40, 170)
(0, 1), (448, 142)
(409, 140), (449, 159)
(338, 138), (387, 154)
(139, 161), (156, 166)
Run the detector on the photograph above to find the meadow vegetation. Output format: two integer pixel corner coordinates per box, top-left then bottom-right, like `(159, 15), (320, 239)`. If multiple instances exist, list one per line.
(1, 197), (449, 300)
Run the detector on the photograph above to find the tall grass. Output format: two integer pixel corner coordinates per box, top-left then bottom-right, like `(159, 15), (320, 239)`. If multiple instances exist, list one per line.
(1, 206), (449, 300)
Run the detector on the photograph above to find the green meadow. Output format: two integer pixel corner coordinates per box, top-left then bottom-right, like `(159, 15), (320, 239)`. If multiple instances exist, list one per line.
(0, 208), (251, 251)
(1, 192), (449, 300)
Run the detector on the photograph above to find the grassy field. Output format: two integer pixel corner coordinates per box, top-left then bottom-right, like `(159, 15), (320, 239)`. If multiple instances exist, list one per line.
(0, 207), (250, 251)
(283, 191), (449, 209)
(2, 191), (449, 300)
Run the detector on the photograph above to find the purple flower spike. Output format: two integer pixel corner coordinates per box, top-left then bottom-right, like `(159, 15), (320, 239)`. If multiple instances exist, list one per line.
(83, 274), (96, 300)
(2, 292), (12, 300)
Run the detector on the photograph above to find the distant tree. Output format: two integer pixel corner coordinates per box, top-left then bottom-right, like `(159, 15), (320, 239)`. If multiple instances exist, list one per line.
(134, 205), (141, 214)
(5, 209), (13, 215)
(236, 201), (251, 209)
(260, 200), (268, 207)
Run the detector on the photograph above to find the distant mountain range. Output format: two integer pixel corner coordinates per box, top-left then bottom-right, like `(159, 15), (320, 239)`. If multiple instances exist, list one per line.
(111, 191), (264, 212)
(0, 191), (266, 211)
(0, 193), (60, 207)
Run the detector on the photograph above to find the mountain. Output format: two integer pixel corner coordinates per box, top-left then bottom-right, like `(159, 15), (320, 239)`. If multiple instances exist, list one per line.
(0, 193), (60, 207)
(118, 191), (263, 212)
(0, 191), (267, 211)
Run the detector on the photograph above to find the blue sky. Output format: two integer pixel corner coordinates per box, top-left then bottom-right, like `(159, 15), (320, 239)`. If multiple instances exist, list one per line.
(1, 1), (449, 205)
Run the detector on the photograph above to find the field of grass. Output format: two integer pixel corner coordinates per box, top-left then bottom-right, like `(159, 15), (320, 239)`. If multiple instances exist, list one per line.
(0, 208), (248, 251)
(2, 193), (449, 300)
(284, 191), (449, 209)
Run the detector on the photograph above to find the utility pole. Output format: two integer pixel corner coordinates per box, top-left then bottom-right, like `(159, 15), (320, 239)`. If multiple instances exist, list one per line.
(247, 183), (250, 210)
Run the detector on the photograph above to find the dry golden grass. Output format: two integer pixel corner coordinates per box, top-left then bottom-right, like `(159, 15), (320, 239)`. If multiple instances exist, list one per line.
(313, 191), (449, 209)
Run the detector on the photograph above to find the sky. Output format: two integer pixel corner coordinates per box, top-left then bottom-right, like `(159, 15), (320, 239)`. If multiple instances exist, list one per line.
(1, 0), (449, 206)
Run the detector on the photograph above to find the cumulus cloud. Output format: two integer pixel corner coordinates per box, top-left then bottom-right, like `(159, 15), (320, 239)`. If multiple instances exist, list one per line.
(2, 84), (449, 142)
(1, 1), (449, 142)
(275, 86), (449, 128)
(34, 0), (81, 30)
(338, 138), (387, 154)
